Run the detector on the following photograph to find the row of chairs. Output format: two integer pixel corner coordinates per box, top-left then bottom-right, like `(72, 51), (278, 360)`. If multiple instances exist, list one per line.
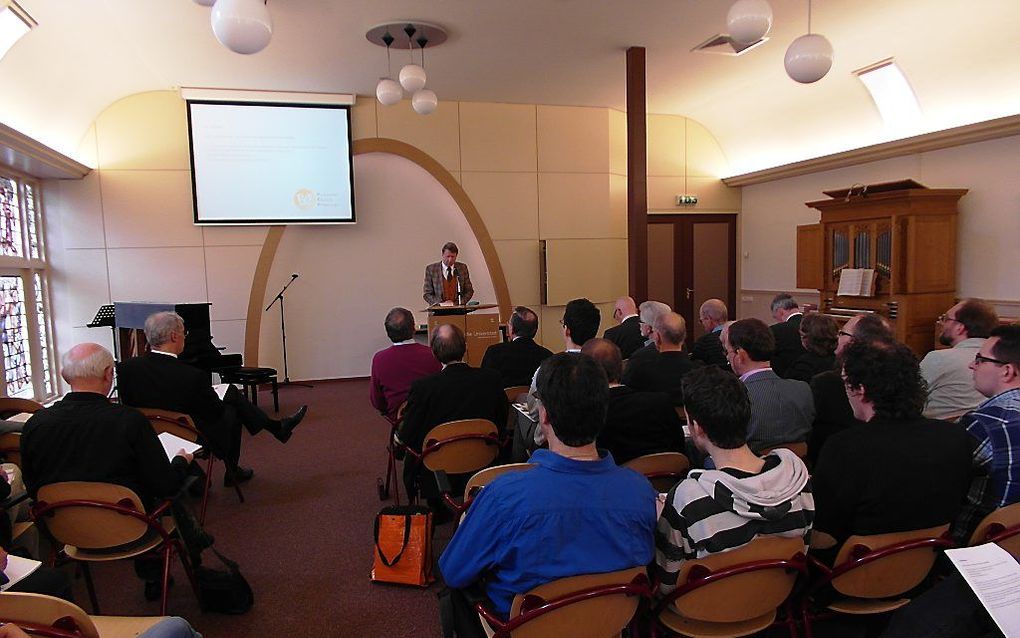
(465, 501), (1020, 638)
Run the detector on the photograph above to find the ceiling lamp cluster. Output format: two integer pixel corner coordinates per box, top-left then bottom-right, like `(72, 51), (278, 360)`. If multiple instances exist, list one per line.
(367, 22), (447, 116)
(193, 0), (273, 55)
(725, 0), (833, 84)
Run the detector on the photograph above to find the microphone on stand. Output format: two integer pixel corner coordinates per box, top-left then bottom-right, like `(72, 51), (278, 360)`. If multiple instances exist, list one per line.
(291, 273), (299, 279)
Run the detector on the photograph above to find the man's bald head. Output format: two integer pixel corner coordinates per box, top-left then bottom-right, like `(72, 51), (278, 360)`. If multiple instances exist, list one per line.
(613, 296), (638, 323)
(654, 312), (687, 349)
(430, 323), (467, 365)
(837, 313), (895, 356)
(699, 299), (728, 330)
(60, 343), (115, 394)
(581, 338), (623, 383)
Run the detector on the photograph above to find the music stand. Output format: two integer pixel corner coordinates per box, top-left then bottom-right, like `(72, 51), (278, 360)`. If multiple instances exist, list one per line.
(87, 304), (118, 359)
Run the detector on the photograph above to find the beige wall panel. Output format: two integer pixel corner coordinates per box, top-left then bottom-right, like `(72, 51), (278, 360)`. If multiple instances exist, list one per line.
(544, 238), (628, 305)
(204, 245), (261, 321)
(107, 247), (207, 303)
(94, 91), (189, 171)
(609, 174), (628, 238)
(539, 174), (623, 239)
(75, 124), (98, 170)
(536, 106), (609, 173)
(648, 175), (687, 211)
(648, 114), (687, 176)
(100, 170), (202, 248)
(609, 109), (628, 176)
(688, 177), (742, 211)
(351, 97), (378, 140)
(55, 172), (105, 249)
(209, 319), (246, 357)
(595, 301), (616, 338)
(461, 172), (538, 240)
(460, 102), (537, 172)
(493, 239), (541, 307)
(202, 225), (269, 247)
(376, 100), (461, 172)
(52, 248), (110, 328)
(686, 119), (730, 178)
(539, 305), (565, 351)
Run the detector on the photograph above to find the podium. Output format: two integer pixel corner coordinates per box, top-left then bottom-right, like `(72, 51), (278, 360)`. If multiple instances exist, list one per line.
(425, 304), (501, 367)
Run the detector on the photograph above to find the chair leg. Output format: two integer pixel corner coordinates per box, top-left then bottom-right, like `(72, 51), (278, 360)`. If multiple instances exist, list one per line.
(200, 457), (215, 525)
(176, 539), (201, 605)
(80, 562), (100, 615)
(249, 382), (258, 408)
(272, 378), (279, 413)
(160, 544), (174, 616)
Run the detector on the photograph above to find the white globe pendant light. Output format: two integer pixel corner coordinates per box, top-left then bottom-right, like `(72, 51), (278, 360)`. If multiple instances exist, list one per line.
(211, 0), (273, 55)
(784, 33), (833, 83)
(726, 0), (773, 45)
(399, 64), (427, 93)
(376, 78), (402, 106)
(194, 0), (216, 6)
(411, 89), (438, 115)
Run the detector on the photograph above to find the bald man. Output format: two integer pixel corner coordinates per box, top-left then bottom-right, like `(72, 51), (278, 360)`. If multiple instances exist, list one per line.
(603, 296), (644, 359)
(622, 312), (701, 407)
(691, 299), (729, 369)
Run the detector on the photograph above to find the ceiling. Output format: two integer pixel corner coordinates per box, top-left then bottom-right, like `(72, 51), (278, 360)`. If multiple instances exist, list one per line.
(3, 0), (1019, 176)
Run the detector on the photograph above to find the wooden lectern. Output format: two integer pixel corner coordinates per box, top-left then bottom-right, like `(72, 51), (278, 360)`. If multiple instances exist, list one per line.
(425, 304), (501, 367)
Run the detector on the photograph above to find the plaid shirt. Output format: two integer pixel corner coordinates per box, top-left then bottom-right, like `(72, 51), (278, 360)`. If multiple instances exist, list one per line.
(953, 387), (1020, 542)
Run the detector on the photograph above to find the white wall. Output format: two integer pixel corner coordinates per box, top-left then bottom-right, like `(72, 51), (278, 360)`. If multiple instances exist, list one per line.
(739, 134), (1020, 319)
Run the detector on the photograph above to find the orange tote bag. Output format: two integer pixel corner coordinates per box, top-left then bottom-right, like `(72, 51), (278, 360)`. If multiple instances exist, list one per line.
(371, 505), (434, 587)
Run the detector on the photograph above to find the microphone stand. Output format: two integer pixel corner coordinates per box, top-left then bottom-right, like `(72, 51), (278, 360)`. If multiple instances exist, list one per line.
(265, 275), (313, 388)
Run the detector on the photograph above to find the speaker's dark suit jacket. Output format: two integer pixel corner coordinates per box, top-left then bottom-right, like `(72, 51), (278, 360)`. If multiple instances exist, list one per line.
(603, 316), (645, 360)
(622, 351), (702, 407)
(597, 386), (686, 465)
(770, 314), (806, 378)
(691, 329), (729, 370)
(480, 337), (553, 388)
(398, 363), (508, 496)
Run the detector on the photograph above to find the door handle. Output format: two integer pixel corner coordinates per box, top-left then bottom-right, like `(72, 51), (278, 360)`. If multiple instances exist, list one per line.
(685, 288), (693, 300)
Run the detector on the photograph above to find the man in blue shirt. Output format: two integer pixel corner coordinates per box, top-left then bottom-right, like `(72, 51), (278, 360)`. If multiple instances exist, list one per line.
(439, 352), (657, 631)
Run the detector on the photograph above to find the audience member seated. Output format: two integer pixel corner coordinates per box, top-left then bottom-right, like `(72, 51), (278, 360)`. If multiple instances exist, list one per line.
(654, 366), (814, 596)
(808, 313), (894, 465)
(602, 296), (644, 359)
(622, 312), (700, 407)
(921, 298), (1000, 421)
(786, 313), (838, 383)
(768, 293), (806, 378)
(0, 610), (203, 638)
(511, 298), (601, 462)
(369, 307), (441, 422)
(812, 340), (973, 554)
(624, 300), (671, 369)
(723, 319), (814, 454)
(21, 343), (206, 596)
(952, 325), (1020, 542)
(438, 352), (656, 632)
(691, 298), (729, 369)
(480, 306), (553, 387)
(397, 324), (508, 501)
(117, 311), (308, 486)
(581, 338), (685, 464)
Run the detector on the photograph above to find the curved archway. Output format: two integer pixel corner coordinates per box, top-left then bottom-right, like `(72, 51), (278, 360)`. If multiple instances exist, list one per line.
(242, 138), (512, 365)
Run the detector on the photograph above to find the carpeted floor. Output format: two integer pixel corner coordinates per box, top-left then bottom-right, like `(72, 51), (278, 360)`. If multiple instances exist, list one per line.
(73, 379), (451, 637)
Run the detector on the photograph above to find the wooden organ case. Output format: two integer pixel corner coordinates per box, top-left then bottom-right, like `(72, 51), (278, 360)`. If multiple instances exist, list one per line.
(796, 180), (967, 356)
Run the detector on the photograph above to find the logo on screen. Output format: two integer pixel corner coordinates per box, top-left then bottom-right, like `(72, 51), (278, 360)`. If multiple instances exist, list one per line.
(293, 189), (317, 210)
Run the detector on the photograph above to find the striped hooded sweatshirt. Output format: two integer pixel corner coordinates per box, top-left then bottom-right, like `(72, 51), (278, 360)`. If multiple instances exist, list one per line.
(654, 448), (814, 595)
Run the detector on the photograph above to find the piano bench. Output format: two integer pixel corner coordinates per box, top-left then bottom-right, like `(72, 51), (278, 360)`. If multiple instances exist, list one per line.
(219, 366), (279, 413)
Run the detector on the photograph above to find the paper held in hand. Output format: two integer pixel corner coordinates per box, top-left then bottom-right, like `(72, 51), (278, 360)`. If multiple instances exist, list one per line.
(157, 432), (202, 461)
(1, 554), (42, 591)
(945, 543), (1020, 636)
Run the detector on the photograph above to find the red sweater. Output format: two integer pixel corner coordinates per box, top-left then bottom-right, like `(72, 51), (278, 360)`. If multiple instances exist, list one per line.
(369, 343), (441, 422)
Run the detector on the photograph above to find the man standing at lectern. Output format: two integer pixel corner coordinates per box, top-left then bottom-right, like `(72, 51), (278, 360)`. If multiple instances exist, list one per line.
(423, 242), (474, 306)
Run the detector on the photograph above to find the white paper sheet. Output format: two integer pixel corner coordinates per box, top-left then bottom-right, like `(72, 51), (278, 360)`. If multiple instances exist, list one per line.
(1, 554), (42, 591)
(213, 383), (230, 400)
(945, 543), (1020, 636)
(157, 432), (202, 461)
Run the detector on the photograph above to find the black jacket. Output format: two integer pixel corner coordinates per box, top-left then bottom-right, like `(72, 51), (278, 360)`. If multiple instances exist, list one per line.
(598, 386), (685, 465)
(603, 316), (645, 360)
(622, 351), (701, 407)
(480, 337), (553, 388)
(770, 314), (806, 378)
(691, 330), (729, 370)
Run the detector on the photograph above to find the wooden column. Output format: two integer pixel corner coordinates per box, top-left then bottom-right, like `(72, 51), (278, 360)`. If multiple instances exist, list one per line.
(626, 46), (648, 302)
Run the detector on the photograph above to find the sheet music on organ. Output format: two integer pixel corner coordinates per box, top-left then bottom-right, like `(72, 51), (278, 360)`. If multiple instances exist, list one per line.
(836, 268), (876, 297)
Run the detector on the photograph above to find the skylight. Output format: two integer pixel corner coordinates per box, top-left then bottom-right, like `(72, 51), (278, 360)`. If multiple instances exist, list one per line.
(0, 1), (34, 63)
(855, 59), (922, 135)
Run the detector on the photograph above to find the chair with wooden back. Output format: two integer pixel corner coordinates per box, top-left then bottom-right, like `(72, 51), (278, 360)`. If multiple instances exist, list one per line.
(0, 397), (43, 420)
(476, 566), (651, 638)
(501, 386), (531, 447)
(136, 407), (242, 524)
(444, 462), (535, 522)
(0, 591), (169, 638)
(0, 431), (22, 468)
(409, 418), (500, 505)
(31, 481), (198, 616)
(969, 501), (1020, 558)
(652, 535), (807, 637)
(800, 524), (953, 637)
(378, 401), (407, 505)
(623, 452), (691, 493)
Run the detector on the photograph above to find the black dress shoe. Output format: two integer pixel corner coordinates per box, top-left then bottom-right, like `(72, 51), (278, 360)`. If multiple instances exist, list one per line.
(224, 466), (254, 487)
(273, 405), (308, 443)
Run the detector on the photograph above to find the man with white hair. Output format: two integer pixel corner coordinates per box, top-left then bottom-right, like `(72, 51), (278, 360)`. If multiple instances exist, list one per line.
(118, 311), (307, 486)
(624, 300), (672, 370)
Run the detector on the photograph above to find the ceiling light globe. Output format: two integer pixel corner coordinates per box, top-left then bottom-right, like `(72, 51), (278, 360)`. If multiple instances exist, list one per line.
(784, 33), (833, 84)
(726, 0), (773, 45)
(193, 0), (216, 7)
(376, 78), (403, 106)
(399, 64), (427, 93)
(211, 0), (273, 55)
(411, 89), (438, 115)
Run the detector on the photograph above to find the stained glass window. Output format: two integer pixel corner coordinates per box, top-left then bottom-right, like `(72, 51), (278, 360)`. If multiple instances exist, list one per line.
(0, 177), (23, 257)
(33, 272), (52, 395)
(25, 182), (40, 259)
(0, 275), (32, 396)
